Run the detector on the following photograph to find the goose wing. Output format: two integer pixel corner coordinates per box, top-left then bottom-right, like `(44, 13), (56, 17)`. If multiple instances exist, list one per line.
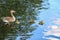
(2, 17), (15, 22)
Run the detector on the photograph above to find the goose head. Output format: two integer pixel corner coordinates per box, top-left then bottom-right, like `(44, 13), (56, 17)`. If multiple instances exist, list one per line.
(10, 10), (16, 13)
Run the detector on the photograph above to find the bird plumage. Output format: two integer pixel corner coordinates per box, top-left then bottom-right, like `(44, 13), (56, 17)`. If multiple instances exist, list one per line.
(1, 10), (16, 24)
(2, 17), (15, 23)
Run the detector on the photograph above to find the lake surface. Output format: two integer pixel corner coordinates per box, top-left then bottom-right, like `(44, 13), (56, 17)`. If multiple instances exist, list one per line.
(25, 0), (60, 40)
(2, 0), (60, 40)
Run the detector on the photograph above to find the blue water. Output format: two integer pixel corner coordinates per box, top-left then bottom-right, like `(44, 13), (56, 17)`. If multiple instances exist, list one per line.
(16, 0), (60, 40)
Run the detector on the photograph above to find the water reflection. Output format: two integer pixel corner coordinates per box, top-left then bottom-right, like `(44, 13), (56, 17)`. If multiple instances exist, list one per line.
(0, 0), (44, 40)
(40, 0), (60, 40)
(27, 0), (60, 40)
(1, 0), (60, 40)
